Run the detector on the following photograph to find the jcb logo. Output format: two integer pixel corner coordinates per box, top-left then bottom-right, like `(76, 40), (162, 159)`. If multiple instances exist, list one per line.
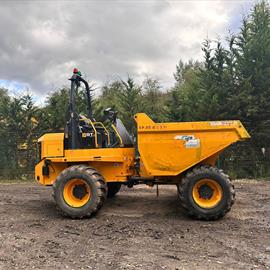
(174, 135), (195, 141)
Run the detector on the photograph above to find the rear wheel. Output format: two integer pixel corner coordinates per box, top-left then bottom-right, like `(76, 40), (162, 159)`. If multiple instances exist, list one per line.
(107, 182), (121, 198)
(53, 165), (107, 218)
(177, 165), (235, 220)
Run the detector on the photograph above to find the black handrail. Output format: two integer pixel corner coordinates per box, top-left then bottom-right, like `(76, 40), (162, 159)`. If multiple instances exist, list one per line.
(68, 71), (93, 149)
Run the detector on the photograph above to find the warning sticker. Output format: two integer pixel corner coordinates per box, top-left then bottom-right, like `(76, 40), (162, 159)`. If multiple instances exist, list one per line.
(185, 139), (200, 148)
(174, 135), (200, 148)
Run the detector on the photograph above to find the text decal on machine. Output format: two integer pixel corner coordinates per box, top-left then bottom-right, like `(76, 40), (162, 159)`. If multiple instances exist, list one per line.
(174, 135), (200, 149)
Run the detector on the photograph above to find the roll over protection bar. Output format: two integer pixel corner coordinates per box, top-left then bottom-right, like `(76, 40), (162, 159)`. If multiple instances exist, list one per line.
(68, 71), (93, 149)
(69, 73), (93, 120)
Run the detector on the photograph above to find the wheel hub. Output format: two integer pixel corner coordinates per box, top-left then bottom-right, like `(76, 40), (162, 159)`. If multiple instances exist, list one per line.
(198, 184), (214, 200)
(73, 184), (88, 199)
(192, 179), (223, 209)
(63, 178), (91, 208)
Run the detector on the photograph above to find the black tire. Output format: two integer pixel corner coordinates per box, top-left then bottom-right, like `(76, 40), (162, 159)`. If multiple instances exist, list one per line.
(177, 165), (235, 220)
(107, 182), (121, 198)
(52, 165), (107, 218)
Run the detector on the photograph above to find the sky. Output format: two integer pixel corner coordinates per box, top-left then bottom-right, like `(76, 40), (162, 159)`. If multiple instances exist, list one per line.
(0, 0), (256, 101)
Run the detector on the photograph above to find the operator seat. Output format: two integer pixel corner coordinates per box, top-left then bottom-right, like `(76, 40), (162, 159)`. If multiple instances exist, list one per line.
(103, 108), (133, 147)
(115, 118), (133, 147)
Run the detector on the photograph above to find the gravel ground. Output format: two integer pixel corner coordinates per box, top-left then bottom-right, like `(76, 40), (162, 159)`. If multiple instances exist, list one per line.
(0, 180), (269, 270)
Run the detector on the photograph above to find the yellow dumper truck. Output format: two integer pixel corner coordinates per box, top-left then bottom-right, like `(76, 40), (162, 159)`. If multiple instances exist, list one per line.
(35, 69), (250, 220)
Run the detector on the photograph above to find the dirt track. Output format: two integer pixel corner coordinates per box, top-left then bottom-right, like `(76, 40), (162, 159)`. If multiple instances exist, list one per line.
(0, 180), (269, 270)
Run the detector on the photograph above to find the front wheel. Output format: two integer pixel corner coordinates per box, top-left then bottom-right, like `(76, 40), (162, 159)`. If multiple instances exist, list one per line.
(177, 165), (235, 220)
(53, 165), (107, 218)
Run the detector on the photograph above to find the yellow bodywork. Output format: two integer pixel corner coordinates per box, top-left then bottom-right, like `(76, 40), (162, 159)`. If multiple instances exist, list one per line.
(35, 133), (135, 185)
(134, 113), (250, 177)
(35, 147), (135, 185)
(35, 113), (250, 186)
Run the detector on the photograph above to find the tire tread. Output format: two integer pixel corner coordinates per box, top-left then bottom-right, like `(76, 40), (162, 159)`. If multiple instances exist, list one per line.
(52, 165), (107, 218)
(177, 164), (235, 220)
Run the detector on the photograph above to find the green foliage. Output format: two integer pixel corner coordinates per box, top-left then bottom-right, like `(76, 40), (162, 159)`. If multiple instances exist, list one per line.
(174, 59), (201, 86)
(43, 87), (89, 131)
(165, 88), (183, 121)
(93, 81), (123, 121)
(166, 0), (270, 177)
(116, 77), (143, 134)
(235, 0), (270, 145)
(142, 77), (167, 122)
(0, 92), (41, 178)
